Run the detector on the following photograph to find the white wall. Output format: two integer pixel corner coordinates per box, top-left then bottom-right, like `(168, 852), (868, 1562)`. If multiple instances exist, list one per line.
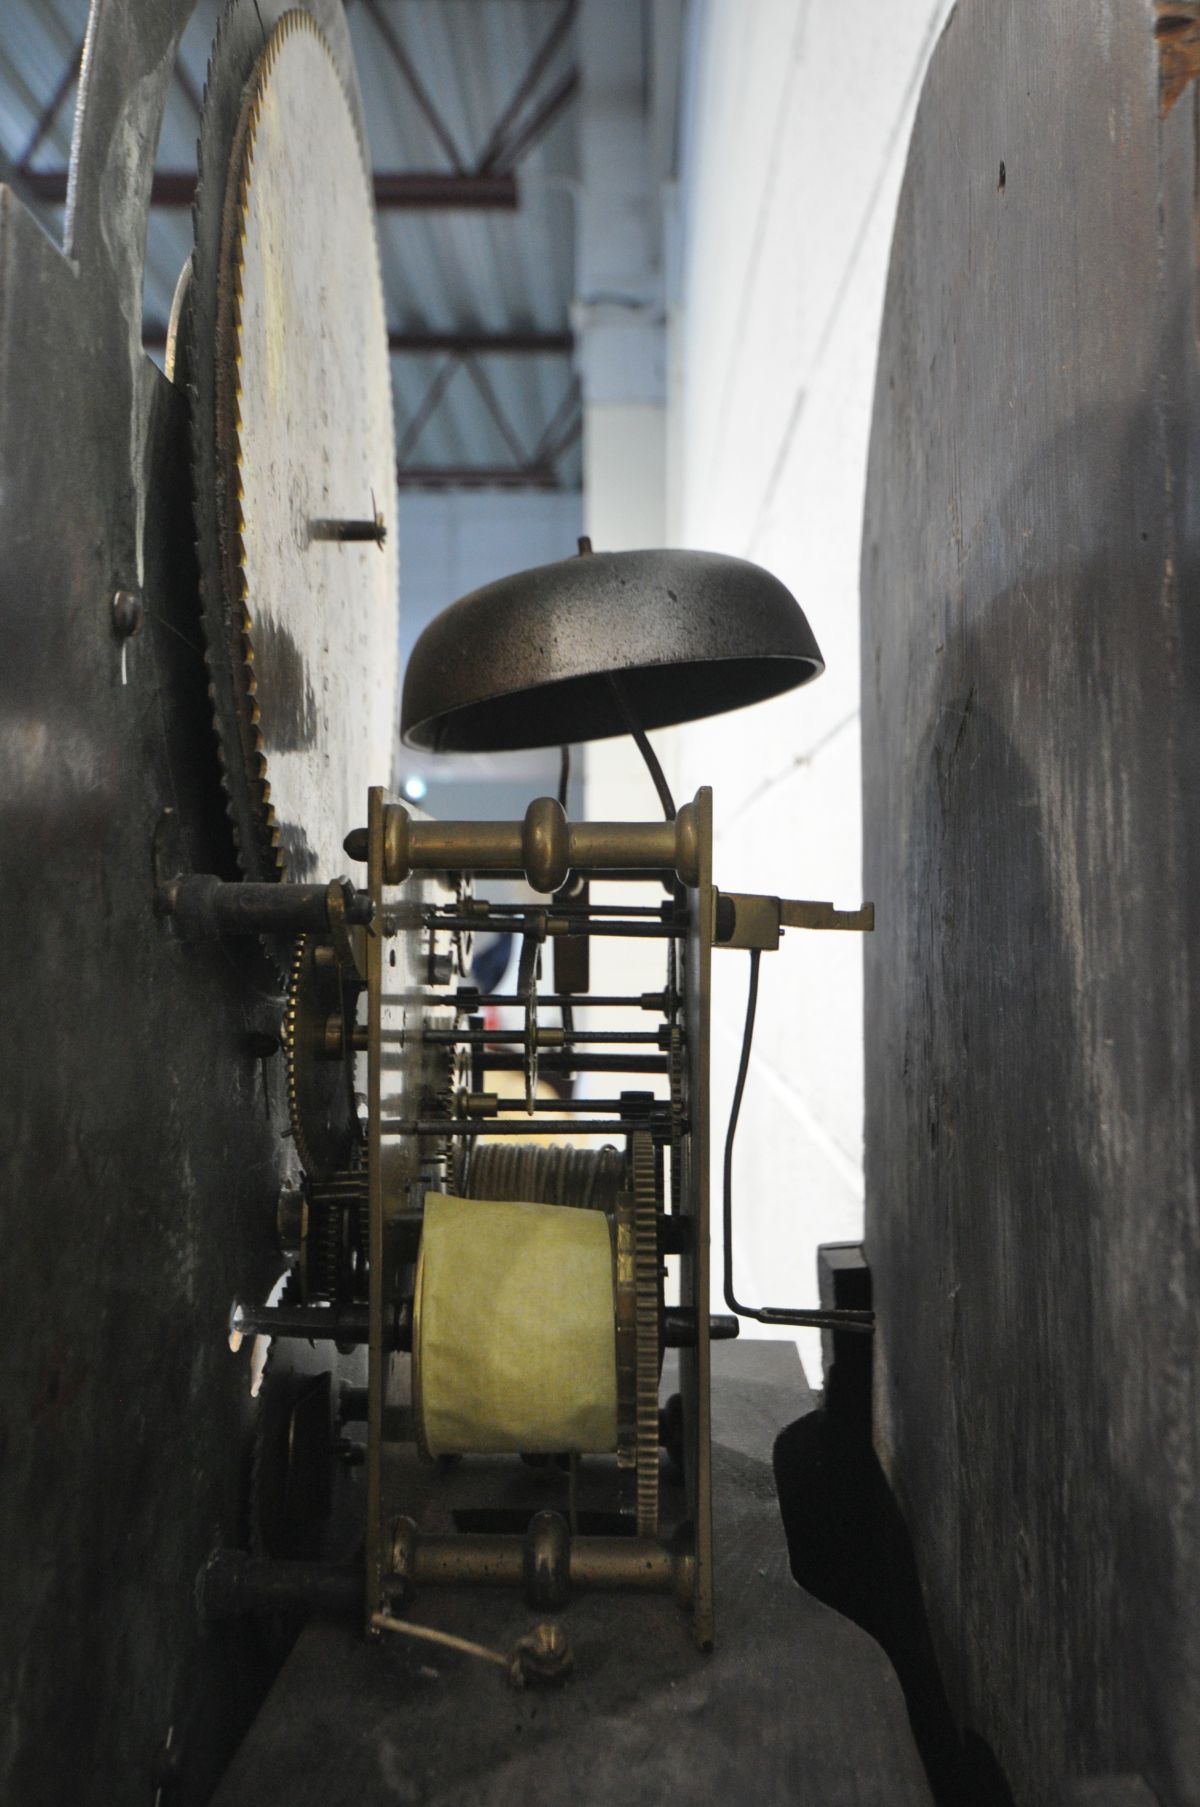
(397, 489), (583, 676)
(576, 0), (677, 1010)
(396, 489), (583, 818)
(665, 0), (952, 1374)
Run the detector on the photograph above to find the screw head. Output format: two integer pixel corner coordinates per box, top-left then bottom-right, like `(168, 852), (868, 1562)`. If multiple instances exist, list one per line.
(276, 1184), (307, 1255)
(510, 1619), (573, 1688)
(112, 588), (144, 638)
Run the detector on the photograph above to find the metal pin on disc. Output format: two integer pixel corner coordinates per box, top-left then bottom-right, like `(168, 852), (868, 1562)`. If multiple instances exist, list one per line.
(310, 516), (387, 546)
(516, 923), (545, 1111)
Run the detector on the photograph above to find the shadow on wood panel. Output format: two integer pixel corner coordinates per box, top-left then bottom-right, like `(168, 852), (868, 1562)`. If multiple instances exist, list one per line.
(774, 1354), (1015, 1806)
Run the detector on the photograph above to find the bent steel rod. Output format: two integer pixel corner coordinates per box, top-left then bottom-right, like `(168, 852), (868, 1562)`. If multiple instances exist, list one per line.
(430, 901), (669, 919)
(428, 916), (683, 939)
(478, 1053), (668, 1074)
(457, 992), (668, 1009)
(422, 1029), (664, 1045)
(380, 1119), (665, 1138)
(482, 1096), (662, 1113)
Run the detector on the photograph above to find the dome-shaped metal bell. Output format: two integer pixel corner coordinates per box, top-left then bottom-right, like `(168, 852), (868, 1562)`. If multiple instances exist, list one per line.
(400, 547), (824, 753)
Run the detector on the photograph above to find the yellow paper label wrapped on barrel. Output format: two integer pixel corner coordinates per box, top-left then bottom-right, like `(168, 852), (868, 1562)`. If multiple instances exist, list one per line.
(414, 1192), (619, 1457)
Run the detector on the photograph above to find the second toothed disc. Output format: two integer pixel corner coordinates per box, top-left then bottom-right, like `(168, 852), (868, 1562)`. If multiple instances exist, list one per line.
(188, 5), (397, 882)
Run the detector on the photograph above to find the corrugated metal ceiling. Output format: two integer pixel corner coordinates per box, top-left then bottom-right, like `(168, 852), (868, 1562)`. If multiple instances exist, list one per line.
(0, 0), (581, 487)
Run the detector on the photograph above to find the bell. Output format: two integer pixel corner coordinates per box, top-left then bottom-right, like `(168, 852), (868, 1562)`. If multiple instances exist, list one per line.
(401, 547), (824, 752)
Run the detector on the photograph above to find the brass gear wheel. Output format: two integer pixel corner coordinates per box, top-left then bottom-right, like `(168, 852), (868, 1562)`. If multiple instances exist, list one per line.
(615, 1130), (661, 1536)
(283, 935), (362, 1182)
(249, 1269), (366, 1567)
(301, 1165), (368, 1303)
(667, 1022), (685, 1213)
(187, 3), (395, 883)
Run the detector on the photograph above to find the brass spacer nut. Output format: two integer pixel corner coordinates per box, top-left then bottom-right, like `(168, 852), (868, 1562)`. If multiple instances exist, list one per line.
(386, 1514), (419, 1602)
(523, 1509), (570, 1610)
(111, 587), (144, 638)
(673, 800), (700, 888)
(383, 803), (411, 884)
(522, 796), (570, 894)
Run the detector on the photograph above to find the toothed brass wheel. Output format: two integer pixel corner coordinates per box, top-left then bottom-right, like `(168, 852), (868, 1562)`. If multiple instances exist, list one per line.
(283, 935), (362, 1183)
(615, 1130), (662, 1537)
(186, 2), (396, 884)
(301, 1165), (368, 1302)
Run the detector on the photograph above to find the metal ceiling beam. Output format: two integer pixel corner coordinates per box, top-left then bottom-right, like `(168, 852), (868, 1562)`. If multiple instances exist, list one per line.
(361, 0), (468, 174)
(537, 400), (584, 467)
(489, 67), (580, 175)
(370, 171), (517, 208)
(15, 35), (84, 169)
(361, 0), (578, 182)
(142, 323), (573, 355)
(392, 359), (581, 493)
(476, 0), (578, 174)
(173, 53), (206, 125)
(460, 353), (533, 466)
(395, 464), (566, 492)
(369, 171), (515, 208)
(20, 5), (578, 219)
(22, 169), (518, 210)
(396, 357), (460, 465)
(389, 329), (572, 354)
(0, 145), (59, 237)
(530, 374), (583, 464)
